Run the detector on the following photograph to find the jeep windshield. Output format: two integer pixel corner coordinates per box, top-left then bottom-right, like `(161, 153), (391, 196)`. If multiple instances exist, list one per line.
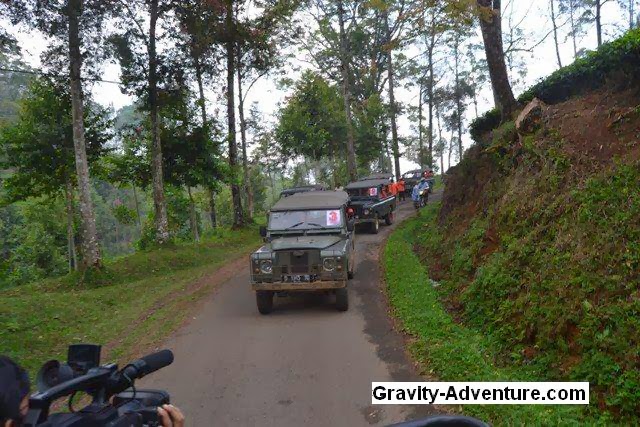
(402, 171), (421, 179)
(269, 209), (343, 231)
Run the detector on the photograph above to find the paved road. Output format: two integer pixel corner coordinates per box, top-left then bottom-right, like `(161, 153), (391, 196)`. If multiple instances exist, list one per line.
(144, 195), (442, 426)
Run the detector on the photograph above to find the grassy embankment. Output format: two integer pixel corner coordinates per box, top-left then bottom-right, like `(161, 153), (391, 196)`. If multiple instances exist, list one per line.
(384, 29), (640, 424)
(0, 226), (261, 374)
(384, 204), (587, 425)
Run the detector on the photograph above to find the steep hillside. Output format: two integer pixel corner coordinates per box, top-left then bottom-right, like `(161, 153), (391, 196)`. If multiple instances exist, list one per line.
(408, 31), (640, 420)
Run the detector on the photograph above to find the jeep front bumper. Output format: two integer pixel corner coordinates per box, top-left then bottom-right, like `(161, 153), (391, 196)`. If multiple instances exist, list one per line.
(252, 280), (347, 291)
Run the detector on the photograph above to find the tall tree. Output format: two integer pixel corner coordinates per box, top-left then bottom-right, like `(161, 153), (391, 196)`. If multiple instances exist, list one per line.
(110, 0), (177, 243)
(234, 0), (299, 219)
(336, 0), (359, 180)
(147, 0), (170, 243)
(174, 0), (223, 228)
(476, 0), (518, 119)
(224, 0), (244, 228)
(67, 0), (102, 267)
(382, 7), (401, 179)
(619, 0), (638, 28)
(559, 0), (587, 58)
(550, 0), (563, 67)
(161, 89), (224, 242)
(591, 0), (612, 46)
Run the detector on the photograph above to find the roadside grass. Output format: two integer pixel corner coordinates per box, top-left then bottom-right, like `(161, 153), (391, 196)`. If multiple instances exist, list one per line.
(0, 226), (261, 375)
(383, 204), (594, 425)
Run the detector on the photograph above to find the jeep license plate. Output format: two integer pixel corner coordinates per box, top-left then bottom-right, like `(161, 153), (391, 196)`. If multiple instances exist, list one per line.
(283, 274), (312, 283)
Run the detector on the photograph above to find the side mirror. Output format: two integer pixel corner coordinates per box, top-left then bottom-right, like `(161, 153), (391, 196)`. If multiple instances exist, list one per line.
(259, 226), (267, 237)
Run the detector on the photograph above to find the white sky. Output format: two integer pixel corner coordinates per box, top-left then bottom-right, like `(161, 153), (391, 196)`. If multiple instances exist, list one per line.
(4, 0), (634, 175)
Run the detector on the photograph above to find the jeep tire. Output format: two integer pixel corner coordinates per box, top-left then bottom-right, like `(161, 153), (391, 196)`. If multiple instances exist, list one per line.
(336, 287), (349, 311)
(256, 291), (274, 315)
(371, 216), (380, 234)
(385, 212), (394, 225)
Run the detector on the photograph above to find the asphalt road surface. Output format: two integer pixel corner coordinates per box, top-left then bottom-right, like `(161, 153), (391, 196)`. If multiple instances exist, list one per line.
(144, 193), (443, 426)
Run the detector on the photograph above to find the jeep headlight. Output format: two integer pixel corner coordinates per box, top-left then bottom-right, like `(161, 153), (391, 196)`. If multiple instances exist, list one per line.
(260, 260), (273, 274)
(364, 209), (370, 215)
(322, 257), (336, 271)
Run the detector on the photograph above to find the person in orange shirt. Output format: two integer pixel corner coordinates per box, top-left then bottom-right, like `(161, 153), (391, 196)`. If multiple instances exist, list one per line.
(396, 179), (406, 201)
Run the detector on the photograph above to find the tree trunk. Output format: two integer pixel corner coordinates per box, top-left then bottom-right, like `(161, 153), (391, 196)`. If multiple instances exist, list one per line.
(225, 0), (244, 228)
(595, 0), (603, 47)
(337, 0), (358, 181)
(148, 0), (170, 243)
(454, 33), (463, 162)
(195, 57), (218, 228)
(477, 0), (518, 120)
(384, 11), (401, 180)
(236, 54), (253, 220)
(550, 0), (563, 67)
(427, 34), (435, 169)
(209, 190), (217, 228)
(65, 179), (78, 272)
(448, 127), (454, 170)
(187, 186), (200, 242)
(569, 0), (578, 58)
(418, 83), (424, 169)
(630, 0), (636, 29)
(269, 171), (276, 202)
(131, 182), (142, 230)
(195, 57), (207, 127)
(329, 138), (339, 188)
(68, 0), (101, 268)
(436, 105), (445, 174)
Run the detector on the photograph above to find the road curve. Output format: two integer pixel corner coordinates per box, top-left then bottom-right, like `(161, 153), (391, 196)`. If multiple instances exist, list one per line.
(143, 194), (443, 426)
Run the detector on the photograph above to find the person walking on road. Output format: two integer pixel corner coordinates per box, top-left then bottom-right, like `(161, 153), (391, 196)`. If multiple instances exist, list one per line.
(397, 178), (406, 201)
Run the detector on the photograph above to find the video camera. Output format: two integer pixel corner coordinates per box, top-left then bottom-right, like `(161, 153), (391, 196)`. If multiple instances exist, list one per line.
(24, 344), (174, 427)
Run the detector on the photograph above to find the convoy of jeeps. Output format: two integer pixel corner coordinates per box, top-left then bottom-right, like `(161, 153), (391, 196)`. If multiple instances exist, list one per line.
(249, 170), (435, 314)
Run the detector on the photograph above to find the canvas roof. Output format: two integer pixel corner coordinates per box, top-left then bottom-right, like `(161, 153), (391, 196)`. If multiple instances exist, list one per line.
(271, 190), (349, 211)
(280, 185), (326, 196)
(359, 172), (393, 181)
(344, 179), (390, 190)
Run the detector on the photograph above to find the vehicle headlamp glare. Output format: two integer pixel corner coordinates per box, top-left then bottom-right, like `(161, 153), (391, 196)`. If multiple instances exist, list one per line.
(259, 260), (273, 274)
(323, 257), (336, 271)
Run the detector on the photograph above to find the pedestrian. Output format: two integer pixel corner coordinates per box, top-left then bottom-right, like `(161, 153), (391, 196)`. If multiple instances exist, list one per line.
(397, 178), (406, 201)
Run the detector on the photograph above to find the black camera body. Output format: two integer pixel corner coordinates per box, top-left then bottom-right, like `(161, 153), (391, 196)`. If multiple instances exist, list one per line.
(25, 345), (174, 427)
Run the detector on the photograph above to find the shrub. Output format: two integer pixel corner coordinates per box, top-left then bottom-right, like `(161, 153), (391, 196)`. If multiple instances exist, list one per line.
(469, 108), (500, 143)
(470, 28), (640, 142)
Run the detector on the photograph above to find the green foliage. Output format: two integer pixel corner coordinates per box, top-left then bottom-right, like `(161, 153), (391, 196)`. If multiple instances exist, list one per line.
(469, 108), (500, 143)
(0, 198), (68, 288)
(160, 91), (226, 189)
(0, 77), (112, 201)
(112, 203), (137, 226)
(275, 71), (347, 162)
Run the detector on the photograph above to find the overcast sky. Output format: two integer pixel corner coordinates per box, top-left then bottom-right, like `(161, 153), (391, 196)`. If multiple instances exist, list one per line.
(5, 0), (633, 174)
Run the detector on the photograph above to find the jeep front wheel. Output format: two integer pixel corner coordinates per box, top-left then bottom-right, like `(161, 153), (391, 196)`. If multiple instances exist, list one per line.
(256, 291), (274, 315)
(336, 287), (349, 311)
(370, 216), (380, 234)
(385, 212), (394, 225)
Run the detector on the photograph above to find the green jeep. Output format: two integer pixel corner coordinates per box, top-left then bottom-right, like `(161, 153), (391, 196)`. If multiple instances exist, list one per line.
(250, 190), (355, 314)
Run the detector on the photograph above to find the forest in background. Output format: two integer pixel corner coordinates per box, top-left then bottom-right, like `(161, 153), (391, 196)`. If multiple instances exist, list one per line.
(1, 0), (638, 288)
